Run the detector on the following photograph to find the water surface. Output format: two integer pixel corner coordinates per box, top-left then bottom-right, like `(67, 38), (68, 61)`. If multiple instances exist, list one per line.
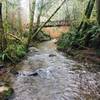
(11, 40), (100, 100)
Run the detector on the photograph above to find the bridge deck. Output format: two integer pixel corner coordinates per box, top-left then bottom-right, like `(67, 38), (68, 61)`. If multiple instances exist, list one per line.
(34, 20), (70, 27)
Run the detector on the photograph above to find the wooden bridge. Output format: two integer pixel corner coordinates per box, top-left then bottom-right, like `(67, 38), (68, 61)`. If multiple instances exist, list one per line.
(33, 20), (70, 27)
(43, 20), (70, 27)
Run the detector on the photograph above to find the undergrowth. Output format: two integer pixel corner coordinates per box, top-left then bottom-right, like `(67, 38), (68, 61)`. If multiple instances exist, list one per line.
(57, 23), (100, 50)
(0, 42), (27, 63)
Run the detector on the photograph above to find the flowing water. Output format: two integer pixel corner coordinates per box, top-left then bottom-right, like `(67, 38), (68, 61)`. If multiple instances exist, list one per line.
(11, 39), (100, 100)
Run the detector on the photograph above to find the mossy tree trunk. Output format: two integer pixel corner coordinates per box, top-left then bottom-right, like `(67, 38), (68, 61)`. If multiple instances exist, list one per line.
(35, 0), (43, 29)
(26, 0), (35, 49)
(77, 0), (95, 32)
(76, 0), (95, 47)
(0, 3), (7, 51)
(96, 0), (100, 25)
(18, 0), (23, 37)
(5, 0), (9, 33)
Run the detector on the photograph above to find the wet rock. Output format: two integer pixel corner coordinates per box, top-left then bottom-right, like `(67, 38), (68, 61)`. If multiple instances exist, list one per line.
(28, 72), (38, 76)
(17, 68), (53, 79)
(29, 47), (39, 53)
(17, 71), (38, 77)
(10, 69), (19, 76)
(0, 81), (14, 100)
(0, 64), (4, 69)
(49, 54), (56, 57)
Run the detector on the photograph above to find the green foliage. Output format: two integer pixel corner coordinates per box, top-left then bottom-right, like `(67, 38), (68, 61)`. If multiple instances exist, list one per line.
(0, 44), (26, 62)
(0, 53), (7, 61)
(3, 87), (13, 99)
(57, 29), (85, 49)
(57, 24), (100, 50)
(86, 25), (100, 48)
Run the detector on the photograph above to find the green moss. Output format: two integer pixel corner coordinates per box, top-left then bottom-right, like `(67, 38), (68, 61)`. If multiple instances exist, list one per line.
(3, 87), (13, 98)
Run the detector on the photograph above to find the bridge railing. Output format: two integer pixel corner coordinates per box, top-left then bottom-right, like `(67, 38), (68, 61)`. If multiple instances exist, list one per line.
(33, 20), (71, 27)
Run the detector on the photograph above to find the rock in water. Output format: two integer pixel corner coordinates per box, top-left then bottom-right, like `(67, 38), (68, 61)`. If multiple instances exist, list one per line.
(0, 85), (14, 100)
(36, 68), (53, 79)
(17, 68), (53, 79)
(17, 71), (38, 77)
(49, 54), (56, 57)
(29, 47), (39, 53)
(0, 64), (4, 69)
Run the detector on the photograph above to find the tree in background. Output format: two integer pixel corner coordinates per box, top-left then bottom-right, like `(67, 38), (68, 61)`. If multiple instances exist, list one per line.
(77, 0), (96, 33)
(0, 3), (7, 51)
(96, 0), (100, 25)
(17, 0), (22, 35)
(26, 0), (35, 48)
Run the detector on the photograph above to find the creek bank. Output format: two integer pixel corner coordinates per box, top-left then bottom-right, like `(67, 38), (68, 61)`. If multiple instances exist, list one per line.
(58, 47), (100, 66)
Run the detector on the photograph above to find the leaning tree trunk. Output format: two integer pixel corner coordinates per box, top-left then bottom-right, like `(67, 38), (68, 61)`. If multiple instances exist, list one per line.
(0, 3), (7, 51)
(96, 0), (100, 25)
(31, 0), (66, 39)
(5, 0), (9, 33)
(77, 0), (95, 32)
(32, 0), (43, 35)
(18, 0), (23, 37)
(26, 0), (35, 49)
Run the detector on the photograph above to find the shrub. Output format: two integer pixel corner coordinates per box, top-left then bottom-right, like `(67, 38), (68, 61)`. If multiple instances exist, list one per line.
(57, 24), (100, 50)
(0, 44), (26, 63)
(57, 29), (85, 49)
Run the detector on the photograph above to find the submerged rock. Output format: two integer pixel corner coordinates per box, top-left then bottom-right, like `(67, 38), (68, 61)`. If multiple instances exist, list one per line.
(0, 65), (4, 69)
(36, 68), (53, 79)
(18, 71), (38, 77)
(29, 47), (39, 53)
(17, 67), (53, 79)
(49, 54), (56, 57)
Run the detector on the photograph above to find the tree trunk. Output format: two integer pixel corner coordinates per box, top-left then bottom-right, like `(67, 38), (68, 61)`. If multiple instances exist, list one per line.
(5, 0), (9, 33)
(33, 0), (43, 34)
(0, 3), (7, 51)
(77, 0), (95, 32)
(96, 0), (100, 25)
(26, 0), (35, 48)
(31, 0), (66, 39)
(18, 0), (23, 36)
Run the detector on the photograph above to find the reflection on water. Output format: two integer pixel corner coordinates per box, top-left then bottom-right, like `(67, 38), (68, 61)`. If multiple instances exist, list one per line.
(11, 40), (100, 100)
